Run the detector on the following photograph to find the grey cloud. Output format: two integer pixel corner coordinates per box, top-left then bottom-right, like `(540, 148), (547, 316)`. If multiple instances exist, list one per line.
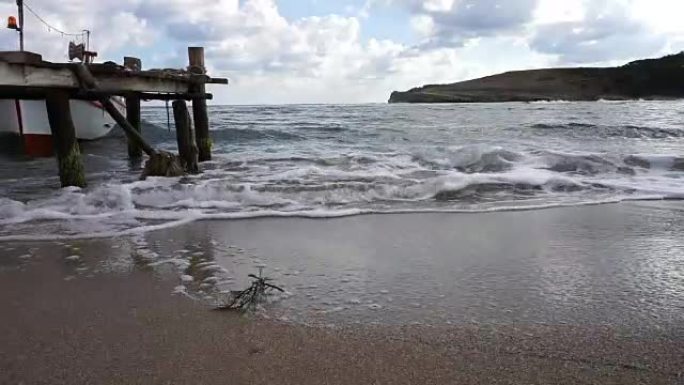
(430, 0), (538, 33)
(166, 21), (217, 43)
(400, 0), (539, 47)
(530, 1), (667, 63)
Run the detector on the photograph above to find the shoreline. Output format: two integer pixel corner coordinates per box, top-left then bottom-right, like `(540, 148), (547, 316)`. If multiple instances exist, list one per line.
(0, 196), (679, 243)
(1, 202), (683, 383)
(1, 251), (682, 384)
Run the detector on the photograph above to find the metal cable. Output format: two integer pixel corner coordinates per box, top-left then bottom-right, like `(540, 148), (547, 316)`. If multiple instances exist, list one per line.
(23, 1), (86, 39)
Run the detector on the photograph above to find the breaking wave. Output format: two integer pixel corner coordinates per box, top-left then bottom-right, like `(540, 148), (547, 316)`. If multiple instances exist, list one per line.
(1, 102), (683, 240)
(1, 145), (682, 241)
(529, 122), (684, 139)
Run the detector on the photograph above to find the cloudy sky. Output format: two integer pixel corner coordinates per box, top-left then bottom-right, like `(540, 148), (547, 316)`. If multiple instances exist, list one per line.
(1, 0), (683, 104)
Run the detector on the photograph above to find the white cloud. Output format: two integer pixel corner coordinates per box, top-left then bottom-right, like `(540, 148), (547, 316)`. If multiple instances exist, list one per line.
(530, 0), (679, 64)
(533, 0), (585, 24)
(410, 14), (434, 37)
(0, 0), (156, 62)
(0, 0), (682, 103)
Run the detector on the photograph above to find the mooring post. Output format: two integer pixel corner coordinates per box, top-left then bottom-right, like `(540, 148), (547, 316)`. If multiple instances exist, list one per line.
(172, 100), (199, 173)
(45, 90), (86, 188)
(124, 57), (142, 159)
(188, 47), (211, 162)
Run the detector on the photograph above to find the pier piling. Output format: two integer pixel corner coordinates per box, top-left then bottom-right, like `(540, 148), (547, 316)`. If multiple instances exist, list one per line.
(1, 47), (227, 184)
(172, 100), (199, 173)
(124, 57), (142, 159)
(45, 90), (86, 188)
(188, 47), (211, 162)
(71, 63), (155, 157)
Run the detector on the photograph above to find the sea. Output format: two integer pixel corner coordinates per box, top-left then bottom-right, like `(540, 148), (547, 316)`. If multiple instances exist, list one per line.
(1, 101), (683, 240)
(0, 101), (683, 328)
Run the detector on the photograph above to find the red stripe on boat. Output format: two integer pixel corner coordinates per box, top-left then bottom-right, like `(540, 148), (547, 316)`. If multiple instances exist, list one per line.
(23, 134), (54, 157)
(15, 100), (53, 157)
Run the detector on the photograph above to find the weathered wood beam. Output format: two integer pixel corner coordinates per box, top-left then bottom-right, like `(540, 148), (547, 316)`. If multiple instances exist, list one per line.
(103, 97), (156, 157)
(124, 58), (143, 159)
(0, 87), (213, 101)
(44, 89), (86, 188)
(0, 61), (207, 94)
(137, 92), (213, 101)
(172, 100), (199, 173)
(188, 47), (212, 162)
(208, 78), (229, 84)
(125, 96), (142, 158)
(71, 64), (156, 157)
(96, 75), (191, 93)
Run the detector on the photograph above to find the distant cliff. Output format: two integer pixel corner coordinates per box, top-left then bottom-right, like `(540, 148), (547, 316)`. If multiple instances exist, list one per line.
(389, 53), (684, 103)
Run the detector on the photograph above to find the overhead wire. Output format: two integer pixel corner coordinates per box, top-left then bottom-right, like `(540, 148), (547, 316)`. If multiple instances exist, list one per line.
(22, 0), (87, 41)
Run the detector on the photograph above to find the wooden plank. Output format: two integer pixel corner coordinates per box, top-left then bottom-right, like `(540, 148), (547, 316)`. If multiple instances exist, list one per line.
(0, 62), (78, 88)
(208, 78), (229, 84)
(0, 51), (43, 64)
(0, 62), (192, 93)
(89, 74), (191, 93)
(0, 60), (227, 94)
(0, 86), (213, 101)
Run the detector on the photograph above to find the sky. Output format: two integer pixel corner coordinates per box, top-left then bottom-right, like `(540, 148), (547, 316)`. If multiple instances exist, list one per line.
(1, 0), (683, 104)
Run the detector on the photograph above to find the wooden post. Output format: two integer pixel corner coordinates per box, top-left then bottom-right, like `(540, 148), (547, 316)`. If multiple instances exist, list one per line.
(188, 47), (211, 162)
(172, 100), (199, 173)
(123, 56), (142, 71)
(125, 93), (142, 158)
(45, 90), (86, 188)
(124, 57), (142, 158)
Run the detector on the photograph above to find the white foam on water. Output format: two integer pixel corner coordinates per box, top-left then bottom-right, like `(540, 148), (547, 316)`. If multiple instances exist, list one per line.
(0, 136), (682, 242)
(180, 275), (194, 283)
(530, 100), (573, 104)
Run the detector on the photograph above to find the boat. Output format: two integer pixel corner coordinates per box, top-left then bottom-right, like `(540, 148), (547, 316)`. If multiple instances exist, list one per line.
(0, 98), (124, 157)
(1, 1), (125, 157)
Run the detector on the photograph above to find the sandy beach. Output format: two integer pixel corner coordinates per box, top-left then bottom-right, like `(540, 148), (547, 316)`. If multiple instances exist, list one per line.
(1, 202), (683, 384)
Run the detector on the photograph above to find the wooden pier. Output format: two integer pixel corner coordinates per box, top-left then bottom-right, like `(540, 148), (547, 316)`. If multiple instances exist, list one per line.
(0, 48), (228, 187)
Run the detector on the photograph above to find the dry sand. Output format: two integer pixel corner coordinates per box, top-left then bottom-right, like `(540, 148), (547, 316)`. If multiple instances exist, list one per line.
(1, 229), (683, 384)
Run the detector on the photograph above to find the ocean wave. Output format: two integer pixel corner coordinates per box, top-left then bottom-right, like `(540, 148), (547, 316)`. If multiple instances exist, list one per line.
(1, 152), (681, 242)
(210, 128), (304, 142)
(624, 155), (684, 171)
(529, 100), (573, 104)
(0, 197), (666, 242)
(2, 100), (684, 241)
(529, 122), (683, 138)
(535, 152), (634, 176)
(411, 146), (522, 173)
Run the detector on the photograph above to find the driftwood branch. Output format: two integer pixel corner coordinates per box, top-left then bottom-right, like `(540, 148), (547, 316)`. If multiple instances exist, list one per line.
(215, 273), (284, 312)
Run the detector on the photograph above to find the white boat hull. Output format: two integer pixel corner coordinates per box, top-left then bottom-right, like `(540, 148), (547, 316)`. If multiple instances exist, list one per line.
(0, 98), (125, 156)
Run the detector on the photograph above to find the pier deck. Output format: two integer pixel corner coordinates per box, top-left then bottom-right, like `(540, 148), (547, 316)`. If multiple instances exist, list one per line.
(0, 48), (228, 188)
(0, 51), (227, 99)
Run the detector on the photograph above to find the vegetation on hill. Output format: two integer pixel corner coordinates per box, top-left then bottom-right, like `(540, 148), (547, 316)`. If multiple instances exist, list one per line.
(389, 53), (684, 103)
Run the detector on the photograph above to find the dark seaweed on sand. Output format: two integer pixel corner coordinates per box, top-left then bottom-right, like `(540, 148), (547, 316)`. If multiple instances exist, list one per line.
(215, 273), (284, 312)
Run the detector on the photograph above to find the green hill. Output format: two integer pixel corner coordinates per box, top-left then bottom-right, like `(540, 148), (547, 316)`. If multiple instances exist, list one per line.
(389, 53), (684, 103)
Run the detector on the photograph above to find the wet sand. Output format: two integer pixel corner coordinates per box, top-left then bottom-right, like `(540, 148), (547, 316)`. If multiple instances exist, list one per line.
(1, 203), (684, 384)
